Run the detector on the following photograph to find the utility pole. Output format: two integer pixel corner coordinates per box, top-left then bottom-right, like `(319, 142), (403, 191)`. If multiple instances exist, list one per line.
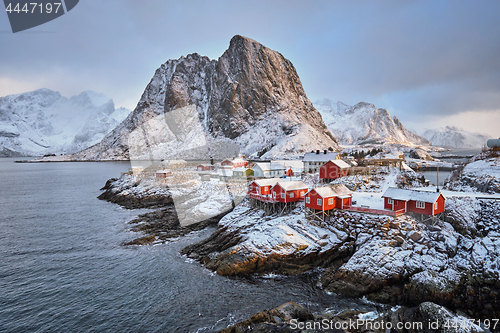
(436, 166), (440, 192)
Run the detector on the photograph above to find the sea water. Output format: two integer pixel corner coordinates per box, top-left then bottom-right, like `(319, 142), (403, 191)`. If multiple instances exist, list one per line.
(0, 158), (373, 333)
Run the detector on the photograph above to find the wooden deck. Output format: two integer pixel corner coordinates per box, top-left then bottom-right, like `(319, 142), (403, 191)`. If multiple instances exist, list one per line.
(248, 192), (305, 203)
(343, 206), (405, 216)
(248, 192), (276, 203)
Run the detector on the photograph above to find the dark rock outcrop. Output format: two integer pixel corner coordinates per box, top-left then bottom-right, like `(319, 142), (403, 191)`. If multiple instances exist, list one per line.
(219, 302), (316, 333)
(125, 206), (226, 244)
(98, 176), (173, 209)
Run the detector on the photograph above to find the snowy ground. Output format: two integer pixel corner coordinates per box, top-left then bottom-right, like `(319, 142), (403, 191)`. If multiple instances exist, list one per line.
(351, 192), (385, 210)
(105, 166), (248, 226)
(445, 153), (500, 194)
(406, 158), (455, 169)
(219, 200), (348, 257)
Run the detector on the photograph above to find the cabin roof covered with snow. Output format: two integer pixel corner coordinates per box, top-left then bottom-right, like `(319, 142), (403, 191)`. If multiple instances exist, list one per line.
(276, 180), (308, 191)
(309, 184), (352, 198)
(302, 152), (339, 162)
(329, 159), (351, 169)
(382, 187), (444, 203)
(252, 178), (282, 187)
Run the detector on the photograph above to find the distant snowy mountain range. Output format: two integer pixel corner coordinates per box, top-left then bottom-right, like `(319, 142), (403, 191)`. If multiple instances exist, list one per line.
(0, 89), (131, 157)
(420, 126), (490, 148)
(314, 99), (491, 149)
(314, 99), (430, 146)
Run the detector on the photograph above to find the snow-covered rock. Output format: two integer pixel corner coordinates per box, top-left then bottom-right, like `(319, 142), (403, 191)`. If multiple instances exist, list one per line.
(48, 35), (339, 162)
(409, 148), (435, 161)
(182, 201), (354, 276)
(179, 189), (500, 318)
(314, 99), (430, 146)
(422, 126), (490, 149)
(446, 152), (500, 193)
(98, 165), (247, 226)
(0, 88), (130, 156)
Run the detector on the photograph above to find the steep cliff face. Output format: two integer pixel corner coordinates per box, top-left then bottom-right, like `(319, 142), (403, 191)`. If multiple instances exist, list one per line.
(315, 99), (430, 146)
(68, 35), (338, 161)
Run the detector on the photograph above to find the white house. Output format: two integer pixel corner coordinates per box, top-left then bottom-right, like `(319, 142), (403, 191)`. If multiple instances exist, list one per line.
(252, 162), (286, 178)
(275, 160), (304, 176)
(302, 151), (340, 173)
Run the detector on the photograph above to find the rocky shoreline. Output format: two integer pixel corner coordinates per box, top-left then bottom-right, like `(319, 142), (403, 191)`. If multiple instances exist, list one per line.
(98, 177), (174, 209)
(180, 197), (500, 321)
(97, 175), (232, 245)
(221, 301), (490, 333)
(125, 207), (226, 245)
(97, 159), (500, 329)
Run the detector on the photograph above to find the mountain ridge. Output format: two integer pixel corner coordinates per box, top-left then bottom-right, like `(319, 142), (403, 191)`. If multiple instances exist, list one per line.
(421, 126), (490, 148)
(61, 35), (339, 161)
(0, 88), (131, 157)
(314, 99), (430, 146)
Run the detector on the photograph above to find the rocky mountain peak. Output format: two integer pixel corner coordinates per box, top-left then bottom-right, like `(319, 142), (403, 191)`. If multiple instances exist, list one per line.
(66, 35), (338, 161)
(314, 99), (430, 146)
(210, 35), (324, 141)
(336, 101), (351, 114)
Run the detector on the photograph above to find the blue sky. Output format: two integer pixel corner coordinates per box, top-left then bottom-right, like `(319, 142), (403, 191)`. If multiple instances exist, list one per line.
(1, 0), (499, 136)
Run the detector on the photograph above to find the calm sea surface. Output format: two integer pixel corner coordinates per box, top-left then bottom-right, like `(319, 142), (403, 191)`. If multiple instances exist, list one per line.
(419, 148), (482, 186)
(0, 158), (372, 333)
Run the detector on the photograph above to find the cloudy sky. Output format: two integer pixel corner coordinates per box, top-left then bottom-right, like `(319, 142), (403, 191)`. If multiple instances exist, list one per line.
(1, 0), (499, 137)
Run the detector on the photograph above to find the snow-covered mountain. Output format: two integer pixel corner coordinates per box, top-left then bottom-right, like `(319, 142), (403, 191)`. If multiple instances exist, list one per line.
(60, 35), (338, 162)
(314, 99), (430, 146)
(0, 89), (131, 157)
(421, 126), (490, 148)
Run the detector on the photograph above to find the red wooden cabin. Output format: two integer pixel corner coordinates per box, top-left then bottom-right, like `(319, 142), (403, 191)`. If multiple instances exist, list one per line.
(319, 160), (351, 180)
(270, 181), (308, 203)
(304, 184), (353, 211)
(221, 158), (248, 169)
(382, 187), (446, 216)
(248, 178), (282, 196)
(197, 164), (214, 171)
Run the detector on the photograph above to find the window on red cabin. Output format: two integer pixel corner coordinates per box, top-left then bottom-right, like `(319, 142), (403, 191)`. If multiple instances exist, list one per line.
(306, 197), (310, 204)
(387, 198), (393, 204)
(416, 201), (425, 209)
(317, 199), (322, 206)
(434, 202), (438, 210)
(290, 192), (294, 198)
(300, 191), (305, 196)
(273, 192), (276, 198)
(281, 193), (285, 199)
(328, 198), (333, 205)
